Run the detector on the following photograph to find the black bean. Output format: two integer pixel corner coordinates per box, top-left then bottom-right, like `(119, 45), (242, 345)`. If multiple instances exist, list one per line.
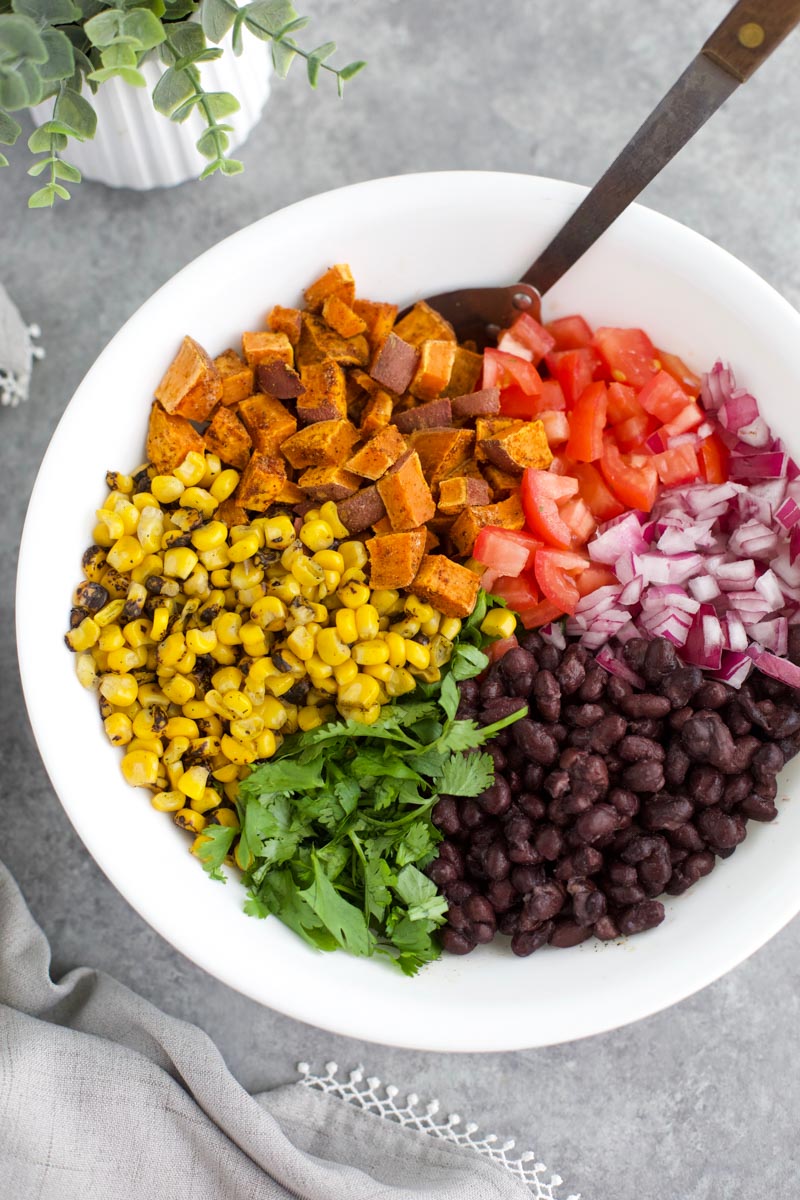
(669, 706), (694, 733)
(487, 879), (518, 911)
(535, 825), (566, 860)
(532, 670), (561, 721)
(510, 865), (545, 894)
(548, 919), (592, 947)
(480, 697), (528, 725)
(464, 894), (496, 926)
(688, 765), (724, 808)
(660, 666), (703, 709)
(518, 792), (546, 820)
(432, 796), (460, 835)
(627, 718), (665, 739)
(511, 923), (553, 956)
(440, 928), (476, 955)
(512, 719), (558, 765)
(566, 703), (606, 728)
(664, 744), (691, 788)
(575, 803), (619, 843)
(497, 907), (522, 935)
(588, 714), (627, 753)
(571, 884), (607, 926)
(752, 743), (784, 782)
(508, 842), (541, 865)
(623, 759), (665, 794)
(727, 704), (752, 736)
(696, 807), (747, 850)
(578, 668), (606, 702)
(620, 692), (672, 719)
(618, 735), (665, 763)
(478, 776), (512, 816)
(556, 652), (586, 695)
(593, 915), (620, 941)
(738, 794), (778, 822)
(693, 681), (731, 710)
(617, 900), (665, 936)
(606, 882), (647, 906)
(643, 637), (679, 683)
(667, 822), (705, 852)
(443, 880), (475, 905)
(622, 638), (649, 672)
(641, 796), (693, 831)
(485, 842), (511, 880)
(608, 862), (638, 886)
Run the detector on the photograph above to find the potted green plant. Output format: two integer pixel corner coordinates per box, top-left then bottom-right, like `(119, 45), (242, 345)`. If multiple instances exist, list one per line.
(0, 0), (364, 204)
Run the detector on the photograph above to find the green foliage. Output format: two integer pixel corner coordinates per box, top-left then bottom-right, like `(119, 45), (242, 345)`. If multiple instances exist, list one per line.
(0, 0), (364, 207)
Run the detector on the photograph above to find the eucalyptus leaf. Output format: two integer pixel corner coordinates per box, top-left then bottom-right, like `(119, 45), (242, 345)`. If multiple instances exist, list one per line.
(0, 70), (29, 110)
(52, 180), (69, 197)
(100, 40), (138, 66)
(28, 183), (56, 206)
(243, 0), (296, 36)
(339, 59), (365, 81)
(27, 154), (54, 175)
(218, 155), (242, 175)
(166, 18), (204, 58)
(0, 151), (8, 166)
(121, 7), (164, 50)
(54, 84), (96, 137)
(151, 62), (193, 113)
(39, 26), (75, 79)
(12, 0), (81, 24)
(83, 7), (121, 46)
(17, 59), (44, 103)
(0, 108), (21, 145)
(270, 37), (294, 77)
(196, 123), (223, 157)
(202, 88), (238, 119)
(200, 0), (235, 44)
(88, 62), (144, 84)
(53, 156), (80, 180)
(0, 13), (48, 62)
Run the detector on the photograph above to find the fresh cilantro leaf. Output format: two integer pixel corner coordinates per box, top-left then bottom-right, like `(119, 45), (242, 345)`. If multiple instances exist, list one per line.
(436, 750), (495, 797)
(362, 856), (393, 921)
(194, 824), (236, 881)
(395, 820), (439, 868)
(299, 855), (374, 955)
(438, 671), (460, 721)
(256, 868), (339, 951)
(239, 755), (325, 798)
(450, 642), (489, 681)
(243, 895), (270, 919)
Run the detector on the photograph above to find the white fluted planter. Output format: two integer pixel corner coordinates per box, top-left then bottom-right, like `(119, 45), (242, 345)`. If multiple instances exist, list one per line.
(31, 34), (270, 190)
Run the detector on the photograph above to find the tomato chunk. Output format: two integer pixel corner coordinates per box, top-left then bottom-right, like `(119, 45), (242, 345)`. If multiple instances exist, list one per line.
(498, 378), (564, 418)
(519, 600), (564, 629)
(486, 634), (519, 664)
(545, 314), (594, 351)
(698, 433), (729, 484)
(656, 349), (702, 398)
(545, 348), (600, 407)
(539, 410), (569, 444)
(506, 312), (556, 364)
(489, 572), (540, 612)
(558, 496), (597, 546)
(569, 461), (625, 522)
(637, 370), (692, 422)
(483, 348), (542, 395)
(566, 381), (607, 462)
(521, 469), (579, 549)
(652, 443), (701, 487)
(661, 401), (703, 437)
(534, 549), (589, 616)
(606, 382), (642, 425)
(614, 411), (655, 452)
(576, 563), (618, 596)
(592, 327), (658, 389)
(473, 526), (542, 577)
(600, 438), (658, 512)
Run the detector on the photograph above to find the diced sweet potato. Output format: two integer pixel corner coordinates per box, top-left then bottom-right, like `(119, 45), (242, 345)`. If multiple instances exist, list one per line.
(408, 427), (475, 487)
(366, 530), (427, 589)
(276, 479), (304, 505)
(410, 555), (480, 619)
(370, 332), (420, 395)
(360, 391), (395, 436)
(215, 349), (254, 407)
(146, 401), (205, 474)
(322, 295), (367, 338)
(298, 465), (362, 502)
(155, 335), (222, 422)
(203, 405), (252, 470)
(393, 396), (453, 434)
(304, 263), (355, 312)
(410, 340), (457, 400)
(237, 394), (297, 455)
(352, 299), (398, 350)
(481, 463), (520, 498)
(267, 305), (303, 344)
(216, 497), (248, 527)
(297, 358), (347, 424)
(281, 419), (360, 469)
(450, 494), (525, 555)
(482, 419), (553, 473)
(235, 453), (287, 511)
(371, 516), (393, 535)
(256, 360), (305, 399)
(296, 313), (369, 369)
(336, 485), (387, 533)
(451, 387), (501, 420)
(443, 346), (484, 397)
(437, 475), (491, 515)
(377, 450), (436, 532)
(346, 424), (408, 480)
(241, 330), (294, 368)
(424, 527), (440, 552)
(393, 301), (456, 348)
(475, 417), (520, 462)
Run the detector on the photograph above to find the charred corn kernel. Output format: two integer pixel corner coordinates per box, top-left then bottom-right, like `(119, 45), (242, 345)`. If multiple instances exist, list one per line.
(313, 676), (338, 696)
(430, 634), (454, 668)
(136, 507), (164, 553)
(104, 712), (132, 745)
(124, 618), (151, 648)
(268, 576), (301, 603)
(191, 786), (222, 814)
(404, 596), (434, 622)
(333, 658), (358, 687)
(95, 509), (125, 541)
(174, 807), (206, 833)
(353, 639), (389, 666)
(364, 662), (394, 684)
(107, 646), (145, 673)
(296, 706), (322, 732)
(121, 749), (159, 787)
(438, 616), (461, 641)
(254, 729), (277, 759)
(186, 627), (217, 654)
(184, 566), (210, 598)
(163, 547), (198, 580)
(211, 667), (243, 694)
(202, 689), (228, 717)
(165, 717), (198, 739)
(99, 673), (138, 706)
(174, 451), (206, 487)
(344, 704), (381, 726)
(416, 663), (441, 684)
(222, 690), (252, 719)
(239, 623), (268, 655)
(98, 623), (124, 652)
(340, 567), (368, 588)
(75, 653), (98, 689)
(82, 546), (107, 582)
(355, 604), (380, 641)
(164, 737), (190, 767)
(338, 581), (370, 609)
(319, 501), (348, 538)
(208, 468), (240, 502)
(197, 714), (224, 738)
(228, 533), (259, 563)
(230, 715), (264, 740)
(199, 545), (231, 572)
(130, 554), (164, 586)
(220, 734), (256, 765)
(212, 761), (240, 783)
(190, 521), (226, 553)
(106, 471), (134, 494)
(316, 626), (351, 666)
(263, 514), (295, 548)
(132, 709), (165, 740)
(370, 589), (399, 617)
(177, 764), (208, 800)
(391, 617), (419, 638)
(214, 611), (242, 645)
(160, 674), (195, 705)
(313, 549), (345, 574)
(181, 486), (218, 518)
(273, 647), (303, 674)
(338, 674), (380, 708)
(300, 519), (335, 552)
(150, 605), (170, 642)
(99, 569), (129, 599)
(251, 596), (287, 630)
(387, 667), (416, 697)
(332, 608), (356, 644)
(211, 643), (237, 665)
(158, 632), (186, 667)
(306, 654), (333, 681)
(200, 453), (222, 487)
(404, 640), (430, 670)
(291, 556), (325, 589)
(266, 672), (296, 698)
(151, 790), (184, 812)
(286, 625), (315, 661)
(208, 806), (238, 828)
(382, 631), (406, 668)
(151, 475), (185, 504)
(247, 657), (277, 685)
(137, 682), (169, 707)
(107, 536), (144, 572)
(478, 608), (515, 638)
(420, 612), (441, 637)
(259, 696), (289, 730)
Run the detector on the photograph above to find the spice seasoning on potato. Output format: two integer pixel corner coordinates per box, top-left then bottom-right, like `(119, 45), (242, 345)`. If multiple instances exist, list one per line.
(410, 339), (457, 400)
(346, 424), (408, 480)
(297, 358), (348, 424)
(451, 387), (501, 420)
(352, 299), (397, 350)
(377, 450), (436, 532)
(204, 405), (252, 470)
(235, 452), (287, 510)
(322, 295), (367, 339)
(155, 335), (222, 422)
(336, 484), (387, 532)
(237, 393), (298, 455)
(481, 419), (553, 473)
(410, 554), (480, 618)
(281, 419), (360, 469)
(393, 396), (453, 434)
(241, 330), (294, 368)
(443, 345), (484, 397)
(408, 427), (475, 487)
(256, 360), (305, 399)
(266, 304), (303, 344)
(303, 263), (356, 312)
(369, 332), (420, 395)
(146, 401), (206, 474)
(393, 300), (456, 347)
(450, 493), (526, 555)
(366, 530), (427, 589)
(298, 465), (362, 502)
(215, 349), (254, 407)
(437, 475), (491, 514)
(359, 391), (394, 436)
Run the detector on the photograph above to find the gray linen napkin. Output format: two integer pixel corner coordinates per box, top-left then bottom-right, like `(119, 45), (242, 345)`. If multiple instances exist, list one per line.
(0, 860), (529, 1200)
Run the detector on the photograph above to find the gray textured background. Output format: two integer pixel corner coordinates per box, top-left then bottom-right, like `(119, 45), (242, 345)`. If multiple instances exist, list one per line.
(2, 2), (799, 1197)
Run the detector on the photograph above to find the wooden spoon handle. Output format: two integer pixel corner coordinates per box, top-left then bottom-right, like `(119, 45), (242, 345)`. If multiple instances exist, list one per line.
(703, 0), (800, 82)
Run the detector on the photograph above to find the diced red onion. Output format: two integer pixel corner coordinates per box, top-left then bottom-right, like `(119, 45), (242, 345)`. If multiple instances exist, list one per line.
(747, 648), (800, 688)
(683, 604), (724, 670)
(588, 514), (648, 565)
(718, 392), (758, 432)
(688, 574), (721, 602)
(636, 553), (703, 585)
(713, 559), (757, 591)
(748, 617), (788, 656)
(711, 650), (753, 689)
(775, 497), (800, 529)
(539, 621), (566, 650)
(773, 550), (800, 587)
(754, 569), (784, 610)
(728, 452), (788, 480)
(724, 612), (748, 652)
(619, 577), (644, 606)
(596, 647), (645, 689)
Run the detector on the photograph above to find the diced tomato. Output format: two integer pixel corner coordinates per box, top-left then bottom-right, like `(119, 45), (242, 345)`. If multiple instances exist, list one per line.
(521, 469), (579, 549)
(569, 461), (626, 522)
(576, 563), (618, 596)
(473, 526), (542, 576)
(614, 411), (656, 452)
(497, 331), (534, 362)
(489, 572), (540, 612)
(656, 349), (702, 398)
(652, 443), (701, 487)
(637, 370), (693, 423)
(565, 381), (607, 462)
(545, 314), (594, 351)
(483, 348), (542, 395)
(486, 634), (519, 664)
(499, 380), (563, 418)
(599, 438), (658, 512)
(606, 382), (642, 425)
(506, 312), (556, 364)
(539, 409), (569, 444)
(519, 600), (564, 629)
(545, 348), (600, 407)
(538, 379), (566, 410)
(534, 549), (589, 616)
(661, 401), (703, 437)
(592, 327), (658, 389)
(698, 433), (729, 484)
(558, 497), (597, 546)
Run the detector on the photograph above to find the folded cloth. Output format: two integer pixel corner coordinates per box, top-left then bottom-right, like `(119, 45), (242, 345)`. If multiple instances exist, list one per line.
(0, 861), (529, 1200)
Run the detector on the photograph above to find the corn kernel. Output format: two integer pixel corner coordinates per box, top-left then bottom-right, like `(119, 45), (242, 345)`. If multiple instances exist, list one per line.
(105, 535), (143, 573)
(174, 451), (206, 487)
(420, 611), (441, 637)
(230, 715), (264, 741)
(99, 673), (138, 706)
(265, 672), (296, 698)
(123, 618), (151, 648)
(199, 545), (231, 571)
(107, 646), (145, 673)
(291, 556), (325, 589)
(210, 468), (240, 501)
(208, 807), (239, 828)
(65, 616), (100, 652)
(387, 667), (416, 697)
(343, 703), (381, 726)
(286, 625), (315, 662)
(439, 616), (462, 641)
(430, 633), (454, 668)
(174, 808), (207, 833)
(239, 623), (268, 656)
(300, 519), (335, 553)
(163, 547), (199, 580)
(268, 577), (301, 603)
(333, 658), (358, 686)
(295, 706), (321, 732)
(181, 486), (218, 518)
(75, 652), (98, 689)
(95, 509), (125, 542)
(251, 595), (287, 631)
(316, 626), (351, 666)
(104, 712), (133, 745)
(391, 617), (420, 638)
(191, 786), (222, 814)
(353, 639), (389, 666)
(480, 609), (518, 639)
(121, 749), (159, 787)
(338, 581), (370, 609)
(254, 729), (277, 759)
(151, 475), (185, 504)
(165, 717), (198, 739)
(229, 532), (260, 563)
(313, 549), (345, 574)
(222, 690), (252, 719)
(263, 514), (295, 548)
(319, 501), (348, 538)
(355, 604), (380, 641)
(210, 643), (237, 665)
(190, 521), (226, 553)
(338, 673), (380, 709)
(214, 611), (242, 645)
(160, 674), (195, 705)
(364, 662), (394, 684)
(186, 627), (217, 654)
(151, 790), (184, 812)
(200, 452), (222, 487)
(212, 762), (240, 783)
(220, 734), (257, 765)
(257, 696), (288, 730)
(177, 764), (208, 800)
(404, 640), (431, 670)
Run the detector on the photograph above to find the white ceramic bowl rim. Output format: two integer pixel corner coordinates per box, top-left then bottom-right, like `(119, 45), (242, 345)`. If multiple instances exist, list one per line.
(17, 171), (800, 1051)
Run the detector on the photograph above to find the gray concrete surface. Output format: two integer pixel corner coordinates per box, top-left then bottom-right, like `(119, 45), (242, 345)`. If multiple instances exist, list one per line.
(2, 1), (799, 1196)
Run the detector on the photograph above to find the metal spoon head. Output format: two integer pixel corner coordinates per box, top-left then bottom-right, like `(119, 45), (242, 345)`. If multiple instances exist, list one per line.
(409, 282), (542, 349)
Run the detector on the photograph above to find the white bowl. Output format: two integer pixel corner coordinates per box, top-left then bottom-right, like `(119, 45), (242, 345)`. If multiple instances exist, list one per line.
(18, 172), (800, 1051)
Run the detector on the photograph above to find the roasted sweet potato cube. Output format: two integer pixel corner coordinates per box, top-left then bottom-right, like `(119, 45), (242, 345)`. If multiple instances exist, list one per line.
(451, 387), (501, 420)
(481, 463), (520, 498)
(377, 450), (436, 532)
(482, 419), (553, 473)
(450, 494), (525, 555)
(146, 401), (205, 474)
(443, 345), (484, 398)
(298, 465), (362, 502)
(352, 299), (398, 350)
(155, 336), (222, 422)
(393, 301), (456, 348)
(410, 340), (457, 400)
(304, 263), (355, 312)
(237, 394), (297, 455)
(346, 425), (407, 480)
(276, 479), (305, 505)
(322, 295), (367, 338)
(297, 359), (347, 424)
(267, 305), (303, 344)
(408, 427), (475, 487)
(475, 417), (521, 462)
(215, 349), (254, 407)
(241, 330), (294, 369)
(358, 391), (393, 436)
(366, 530), (427, 589)
(281, 419), (360, 470)
(424, 527), (440, 552)
(216, 497), (248, 527)
(296, 313), (369, 369)
(393, 396), (452, 434)
(203, 405), (252, 470)
(336, 485), (387, 533)
(256, 361), (305, 399)
(437, 475), (491, 515)
(235, 453), (287, 511)
(370, 332), (420, 395)
(371, 516), (394, 535)
(410, 555), (480, 619)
